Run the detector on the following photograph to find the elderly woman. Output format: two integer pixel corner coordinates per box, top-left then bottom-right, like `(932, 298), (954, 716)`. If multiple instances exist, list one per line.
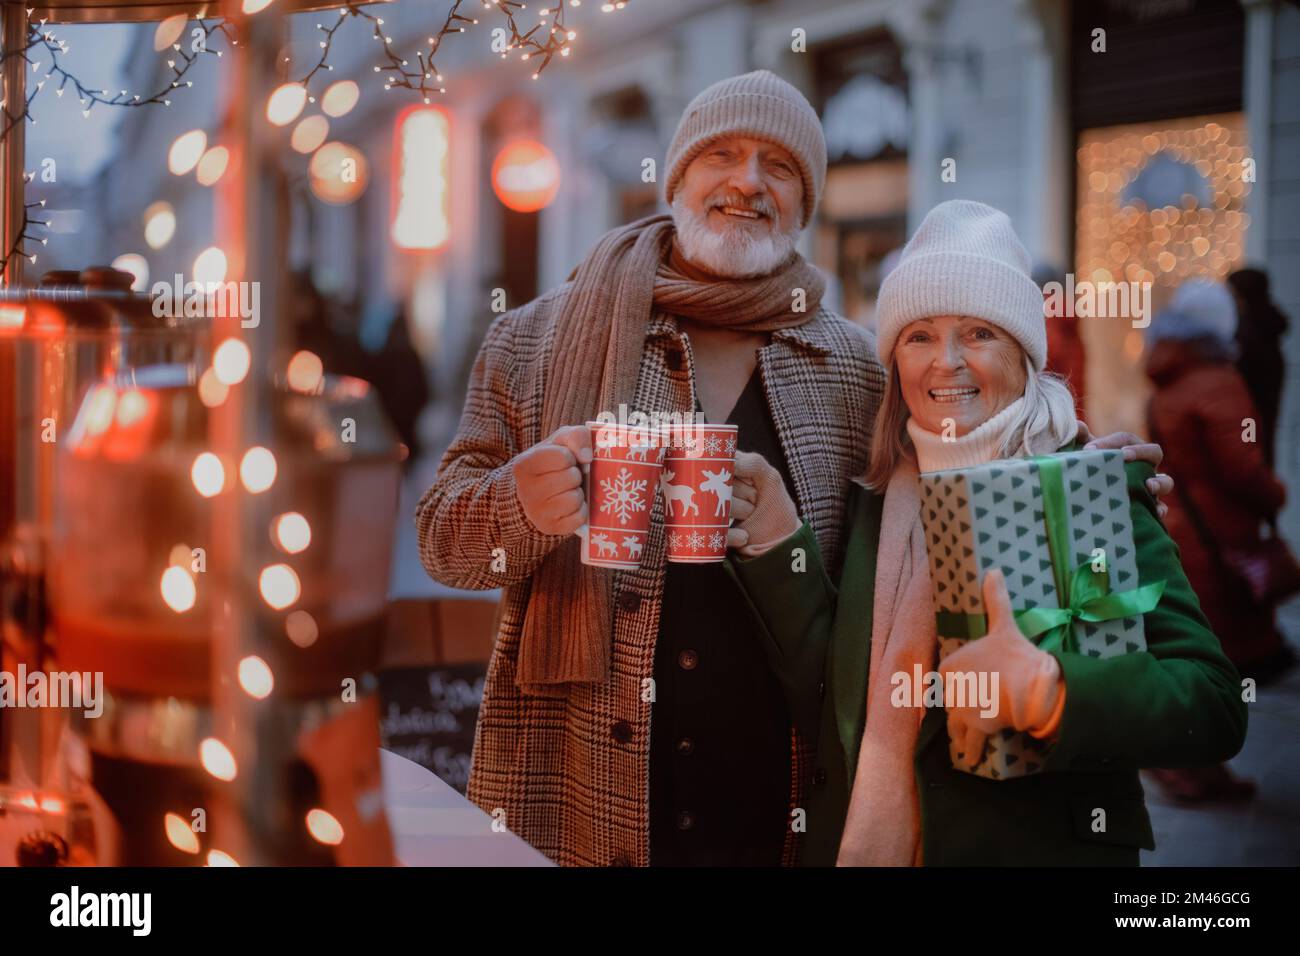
(725, 200), (1248, 866)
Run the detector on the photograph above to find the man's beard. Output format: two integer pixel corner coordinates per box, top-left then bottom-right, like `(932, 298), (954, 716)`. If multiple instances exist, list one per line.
(671, 193), (801, 279)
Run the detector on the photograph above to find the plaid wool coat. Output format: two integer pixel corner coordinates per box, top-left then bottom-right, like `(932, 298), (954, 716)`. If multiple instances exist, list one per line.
(415, 282), (885, 866)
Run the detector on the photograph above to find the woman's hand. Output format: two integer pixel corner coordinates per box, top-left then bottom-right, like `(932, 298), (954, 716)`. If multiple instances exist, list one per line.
(727, 451), (801, 558)
(938, 569), (1064, 770)
(1077, 420), (1174, 519)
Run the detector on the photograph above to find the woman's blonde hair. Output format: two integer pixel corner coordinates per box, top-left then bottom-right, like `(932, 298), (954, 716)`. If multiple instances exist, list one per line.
(865, 352), (1078, 489)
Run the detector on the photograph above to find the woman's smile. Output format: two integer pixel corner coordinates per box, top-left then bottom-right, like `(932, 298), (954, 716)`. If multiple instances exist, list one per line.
(927, 386), (981, 404)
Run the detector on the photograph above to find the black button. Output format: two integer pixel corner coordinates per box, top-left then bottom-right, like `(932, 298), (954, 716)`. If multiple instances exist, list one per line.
(675, 737), (694, 756)
(812, 768), (827, 786)
(665, 350), (683, 372)
(817, 681), (826, 699)
(611, 721), (633, 744)
(677, 649), (698, 671)
(676, 811), (695, 831)
(617, 591), (641, 613)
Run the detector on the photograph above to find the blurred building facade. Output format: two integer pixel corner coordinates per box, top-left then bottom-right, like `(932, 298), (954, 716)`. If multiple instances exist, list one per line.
(40, 0), (1300, 546)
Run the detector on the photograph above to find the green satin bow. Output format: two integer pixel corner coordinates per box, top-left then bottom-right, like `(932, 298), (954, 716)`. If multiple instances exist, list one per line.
(934, 454), (1165, 653)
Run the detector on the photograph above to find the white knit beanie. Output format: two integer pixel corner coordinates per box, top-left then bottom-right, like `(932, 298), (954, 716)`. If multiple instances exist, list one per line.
(876, 200), (1047, 370)
(664, 70), (827, 227)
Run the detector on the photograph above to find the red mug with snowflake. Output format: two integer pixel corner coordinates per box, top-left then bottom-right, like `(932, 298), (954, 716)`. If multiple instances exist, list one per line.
(662, 423), (738, 563)
(577, 421), (669, 569)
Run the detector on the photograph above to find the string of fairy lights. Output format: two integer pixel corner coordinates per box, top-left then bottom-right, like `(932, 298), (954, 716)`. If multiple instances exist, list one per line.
(0, 0), (631, 275)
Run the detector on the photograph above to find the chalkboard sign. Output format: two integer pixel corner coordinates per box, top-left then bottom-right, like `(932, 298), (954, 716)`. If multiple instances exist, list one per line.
(378, 664), (486, 794)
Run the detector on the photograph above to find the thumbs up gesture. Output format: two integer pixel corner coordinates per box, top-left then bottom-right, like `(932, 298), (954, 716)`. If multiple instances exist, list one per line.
(938, 569), (1066, 770)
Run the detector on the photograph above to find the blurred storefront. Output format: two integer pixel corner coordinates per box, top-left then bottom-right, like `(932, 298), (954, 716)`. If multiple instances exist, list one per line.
(30, 0), (1300, 557)
(1070, 0), (1250, 438)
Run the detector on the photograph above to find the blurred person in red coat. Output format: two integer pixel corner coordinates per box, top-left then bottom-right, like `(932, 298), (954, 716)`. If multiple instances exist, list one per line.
(1033, 263), (1086, 417)
(1146, 278), (1295, 801)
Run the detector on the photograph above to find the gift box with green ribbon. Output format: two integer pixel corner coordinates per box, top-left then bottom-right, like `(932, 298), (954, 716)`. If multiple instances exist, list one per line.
(919, 449), (1165, 780)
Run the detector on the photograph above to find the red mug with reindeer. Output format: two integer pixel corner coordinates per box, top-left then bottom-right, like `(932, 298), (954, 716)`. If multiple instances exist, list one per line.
(662, 423), (737, 563)
(577, 421), (668, 569)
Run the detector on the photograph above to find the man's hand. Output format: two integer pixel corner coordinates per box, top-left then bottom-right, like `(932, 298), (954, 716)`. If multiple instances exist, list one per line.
(727, 451), (801, 556)
(512, 425), (592, 536)
(1077, 420), (1174, 519)
(938, 570), (1063, 770)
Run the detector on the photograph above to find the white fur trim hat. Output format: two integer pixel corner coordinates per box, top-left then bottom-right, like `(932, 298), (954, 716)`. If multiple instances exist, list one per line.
(875, 200), (1047, 370)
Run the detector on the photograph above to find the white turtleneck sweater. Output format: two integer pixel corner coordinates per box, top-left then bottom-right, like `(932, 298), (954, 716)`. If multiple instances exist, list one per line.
(906, 395), (1028, 473)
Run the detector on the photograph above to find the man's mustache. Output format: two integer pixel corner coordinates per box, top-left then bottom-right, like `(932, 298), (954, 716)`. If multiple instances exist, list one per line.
(706, 194), (776, 219)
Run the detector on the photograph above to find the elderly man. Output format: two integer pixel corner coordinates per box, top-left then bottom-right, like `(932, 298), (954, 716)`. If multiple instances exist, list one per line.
(416, 70), (1165, 867)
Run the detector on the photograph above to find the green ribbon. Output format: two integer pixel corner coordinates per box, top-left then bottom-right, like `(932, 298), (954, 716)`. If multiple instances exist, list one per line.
(934, 454), (1165, 653)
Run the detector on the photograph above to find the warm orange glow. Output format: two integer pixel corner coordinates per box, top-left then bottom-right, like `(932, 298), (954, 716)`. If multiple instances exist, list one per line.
(165, 813), (201, 854)
(238, 656), (275, 699)
(306, 808), (344, 845)
(273, 512), (312, 554)
(206, 849), (240, 867)
(285, 610), (319, 648)
(197, 146), (230, 186)
(286, 349), (324, 392)
(168, 130), (207, 175)
(267, 83), (307, 127)
(83, 384), (117, 436)
(291, 115), (330, 154)
(144, 201), (176, 249)
(111, 254), (148, 291)
(193, 246), (228, 284)
(115, 388), (149, 427)
(239, 446), (277, 493)
(198, 367), (229, 408)
(199, 738), (238, 781)
(161, 566), (197, 612)
(392, 107), (450, 250)
(212, 337), (250, 385)
(321, 80), (360, 118)
(492, 139), (560, 213)
(154, 14), (186, 52)
(309, 142), (369, 205)
(38, 795), (65, 814)
(259, 564), (301, 610)
(190, 452), (225, 498)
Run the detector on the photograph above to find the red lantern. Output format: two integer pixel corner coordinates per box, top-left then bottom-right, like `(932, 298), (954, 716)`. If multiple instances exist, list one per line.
(491, 140), (560, 213)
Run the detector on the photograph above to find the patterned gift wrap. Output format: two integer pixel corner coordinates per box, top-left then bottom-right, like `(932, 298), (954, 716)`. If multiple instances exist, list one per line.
(918, 450), (1164, 780)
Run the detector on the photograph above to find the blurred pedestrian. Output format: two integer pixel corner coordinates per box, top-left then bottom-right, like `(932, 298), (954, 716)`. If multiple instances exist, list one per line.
(371, 307), (431, 466)
(1228, 268), (1289, 469)
(1032, 262), (1086, 417)
(1145, 278), (1295, 801)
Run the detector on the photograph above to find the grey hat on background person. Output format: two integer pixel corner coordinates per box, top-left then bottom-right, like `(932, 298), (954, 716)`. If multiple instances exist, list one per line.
(1148, 278), (1239, 358)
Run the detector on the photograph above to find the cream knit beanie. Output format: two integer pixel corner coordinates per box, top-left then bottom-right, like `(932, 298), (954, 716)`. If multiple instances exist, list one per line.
(664, 70), (827, 227)
(876, 200), (1047, 370)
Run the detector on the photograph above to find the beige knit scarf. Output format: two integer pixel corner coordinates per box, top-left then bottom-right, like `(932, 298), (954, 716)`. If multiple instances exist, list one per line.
(836, 461), (935, 866)
(517, 213), (825, 694)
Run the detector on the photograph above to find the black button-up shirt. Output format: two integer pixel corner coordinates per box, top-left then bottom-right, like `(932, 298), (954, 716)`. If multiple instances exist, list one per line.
(648, 367), (795, 866)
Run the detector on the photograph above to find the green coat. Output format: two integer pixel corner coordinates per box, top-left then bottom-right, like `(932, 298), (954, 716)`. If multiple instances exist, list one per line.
(726, 459), (1248, 866)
